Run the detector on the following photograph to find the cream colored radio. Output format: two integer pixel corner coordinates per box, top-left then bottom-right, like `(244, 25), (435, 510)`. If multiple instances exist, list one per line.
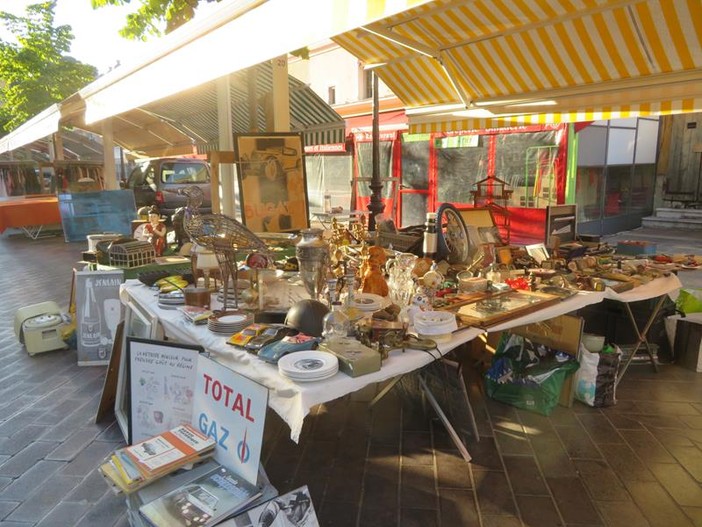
(14, 302), (69, 356)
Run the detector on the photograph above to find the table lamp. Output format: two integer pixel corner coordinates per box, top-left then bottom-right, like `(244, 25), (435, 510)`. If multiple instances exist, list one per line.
(191, 244), (220, 290)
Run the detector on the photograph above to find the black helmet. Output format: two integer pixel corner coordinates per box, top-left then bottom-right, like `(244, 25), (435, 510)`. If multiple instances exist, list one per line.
(284, 299), (329, 337)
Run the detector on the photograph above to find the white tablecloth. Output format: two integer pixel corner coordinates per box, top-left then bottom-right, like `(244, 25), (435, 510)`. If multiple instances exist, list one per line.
(120, 273), (681, 441)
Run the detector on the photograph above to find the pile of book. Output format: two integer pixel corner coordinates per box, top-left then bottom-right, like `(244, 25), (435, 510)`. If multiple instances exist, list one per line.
(125, 460), (278, 527)
(178, 305), (213, 325)
(100, 424), (216, 494)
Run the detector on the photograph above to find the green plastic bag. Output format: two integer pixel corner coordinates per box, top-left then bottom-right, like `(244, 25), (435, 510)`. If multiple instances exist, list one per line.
(675, 289), (702, 315)
(485, 333), (580, 416)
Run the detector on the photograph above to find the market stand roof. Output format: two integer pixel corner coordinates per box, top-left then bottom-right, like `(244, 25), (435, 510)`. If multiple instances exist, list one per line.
(1, 0), (701, 158)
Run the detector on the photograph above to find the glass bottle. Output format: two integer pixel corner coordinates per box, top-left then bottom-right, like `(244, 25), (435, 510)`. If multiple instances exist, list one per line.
(81, 279), (102, 350)
(422, 212), (437, 260)
(322, 301), (350, 341)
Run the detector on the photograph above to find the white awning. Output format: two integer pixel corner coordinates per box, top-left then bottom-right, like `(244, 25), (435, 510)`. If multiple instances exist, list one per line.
(0, 105), (61, 155)
(80, 0), (432, 125)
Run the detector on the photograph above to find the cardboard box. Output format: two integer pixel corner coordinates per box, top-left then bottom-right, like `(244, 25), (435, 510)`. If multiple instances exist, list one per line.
(318, 337), (381, 378)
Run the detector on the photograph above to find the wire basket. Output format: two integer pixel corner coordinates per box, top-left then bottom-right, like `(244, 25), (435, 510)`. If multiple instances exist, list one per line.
(377, 231), (422, 252)
(108, 240), (156, 268)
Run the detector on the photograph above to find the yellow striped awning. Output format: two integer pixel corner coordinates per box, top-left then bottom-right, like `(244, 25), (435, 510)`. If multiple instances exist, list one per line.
(334, 0), (702, 131)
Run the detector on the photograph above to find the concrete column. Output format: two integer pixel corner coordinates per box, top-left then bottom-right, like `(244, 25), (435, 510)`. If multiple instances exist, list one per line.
(101, 119), (118, 190)
(217, 75), (235, 216)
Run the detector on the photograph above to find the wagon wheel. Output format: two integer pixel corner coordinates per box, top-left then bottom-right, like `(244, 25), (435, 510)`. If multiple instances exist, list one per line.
(435, 203), (471, 264)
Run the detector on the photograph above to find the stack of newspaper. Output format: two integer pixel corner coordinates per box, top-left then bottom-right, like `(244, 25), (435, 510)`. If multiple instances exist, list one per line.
(100, 424), (216, 494)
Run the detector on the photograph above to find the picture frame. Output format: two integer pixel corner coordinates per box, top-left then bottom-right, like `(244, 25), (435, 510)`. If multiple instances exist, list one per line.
(525, 243), (551, 264)
(234, 132), (309, 233)
(114, 300), (160, 443)
(126, 337), (203, 445)
(545, 204), (577, 245)
(457, 290), (561, 329)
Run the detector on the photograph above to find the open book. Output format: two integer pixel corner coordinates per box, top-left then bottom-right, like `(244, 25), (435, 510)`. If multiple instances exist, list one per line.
(139, 462), (263, 527)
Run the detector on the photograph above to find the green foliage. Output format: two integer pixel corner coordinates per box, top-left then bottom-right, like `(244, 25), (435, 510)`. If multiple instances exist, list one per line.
(91, 0), (220, 40)
(0, 1), (97, 133)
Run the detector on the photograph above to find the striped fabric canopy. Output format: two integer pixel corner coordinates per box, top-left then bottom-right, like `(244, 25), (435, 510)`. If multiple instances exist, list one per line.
(333, 0), (702, 131)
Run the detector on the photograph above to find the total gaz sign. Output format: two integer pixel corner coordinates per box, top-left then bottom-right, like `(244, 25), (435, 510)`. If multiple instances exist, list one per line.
(191, 355), (268, 485)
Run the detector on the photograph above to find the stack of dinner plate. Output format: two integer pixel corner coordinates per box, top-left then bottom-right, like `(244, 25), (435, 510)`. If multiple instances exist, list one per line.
(157, 290), (185, 310)
(278, 350), (339, 382)
(350, 293), (385, 312)
(207, 310), (253, 335)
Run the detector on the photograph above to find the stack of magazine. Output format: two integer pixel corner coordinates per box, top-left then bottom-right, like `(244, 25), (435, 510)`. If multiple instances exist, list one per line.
(125, 460), (278, 527)
(178, 305), (213, 325)
(100, 424), (216, 494)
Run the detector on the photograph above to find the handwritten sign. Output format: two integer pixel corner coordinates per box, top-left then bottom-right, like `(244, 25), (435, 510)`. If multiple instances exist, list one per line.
(127, 338), (201, 444)
(192, 355), (268, 485)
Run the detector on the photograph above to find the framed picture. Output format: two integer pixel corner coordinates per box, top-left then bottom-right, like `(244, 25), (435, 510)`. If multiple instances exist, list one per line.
(74, 270), (124, 366)
(127, 337), (203, 445)
(545, 204), (577, 245)
(114, 300), (160, 443)
(526, 243), (551, 264)
(457, 290), (561, 329)
(234, 133), (309, 233)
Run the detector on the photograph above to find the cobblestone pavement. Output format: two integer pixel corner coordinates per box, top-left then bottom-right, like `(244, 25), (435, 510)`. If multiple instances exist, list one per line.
(0, 229), (701, 526)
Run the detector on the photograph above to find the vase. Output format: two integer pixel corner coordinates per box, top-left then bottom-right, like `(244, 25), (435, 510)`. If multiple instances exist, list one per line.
(296, 228), (329, 302)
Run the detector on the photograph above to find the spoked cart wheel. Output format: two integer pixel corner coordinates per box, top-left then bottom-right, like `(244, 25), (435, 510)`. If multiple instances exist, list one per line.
(435, 203), (471, 264)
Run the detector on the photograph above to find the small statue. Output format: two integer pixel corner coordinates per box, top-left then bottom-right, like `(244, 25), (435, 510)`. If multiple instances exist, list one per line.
(144, 205), (167, 256)
(361, 245), (389, 297)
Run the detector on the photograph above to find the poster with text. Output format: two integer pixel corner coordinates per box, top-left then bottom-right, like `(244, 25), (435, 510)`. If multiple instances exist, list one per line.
(192, 355), (268, 485)
(235, 133), (309, 233)
(127, 338), (202, 444)
(75, 270), (124, 366)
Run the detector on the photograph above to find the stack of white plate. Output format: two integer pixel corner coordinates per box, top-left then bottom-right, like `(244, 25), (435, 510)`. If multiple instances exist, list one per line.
(351, 293), (385, 312)
(278, 350), (339, 382)
(413, 310), (458, 343)
(207, 310), (253, 335)
(157, 291), (185, 310)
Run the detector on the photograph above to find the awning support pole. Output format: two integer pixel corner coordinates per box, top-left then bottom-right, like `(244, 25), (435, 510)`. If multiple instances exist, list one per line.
(367, 71), (384, 231)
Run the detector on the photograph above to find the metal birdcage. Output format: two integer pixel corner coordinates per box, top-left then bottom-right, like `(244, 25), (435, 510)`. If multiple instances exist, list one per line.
(108, 240), (156, 268)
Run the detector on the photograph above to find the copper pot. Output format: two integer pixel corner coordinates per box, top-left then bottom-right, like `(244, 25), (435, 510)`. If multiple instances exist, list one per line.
(184, 286), (212, 308)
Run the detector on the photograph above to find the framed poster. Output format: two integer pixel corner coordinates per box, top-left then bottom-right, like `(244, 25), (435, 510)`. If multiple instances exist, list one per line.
(127, 337), (203, 445)
(114, 300), (161, 443)
(74, 270), (124, 366)
(234, 133), (309, 233)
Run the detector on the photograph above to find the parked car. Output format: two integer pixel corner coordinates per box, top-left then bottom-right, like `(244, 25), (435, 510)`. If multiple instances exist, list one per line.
(124, 157), (212, 219)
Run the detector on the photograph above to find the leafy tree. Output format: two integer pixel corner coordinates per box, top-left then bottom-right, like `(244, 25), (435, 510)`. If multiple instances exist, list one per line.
(91, 0), (221, 40)
(0, 1), (97, 133)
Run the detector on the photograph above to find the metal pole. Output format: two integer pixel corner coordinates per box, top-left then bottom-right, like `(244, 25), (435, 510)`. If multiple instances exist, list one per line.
(367, 71), (385, 231)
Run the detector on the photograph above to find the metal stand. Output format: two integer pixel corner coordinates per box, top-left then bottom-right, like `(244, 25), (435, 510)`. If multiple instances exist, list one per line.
(369, 356), (479, 463)
(615, 295), (665, 388)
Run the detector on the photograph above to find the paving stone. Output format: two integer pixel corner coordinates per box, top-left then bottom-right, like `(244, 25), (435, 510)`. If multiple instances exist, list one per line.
(73, 489), (129, 527)
(464, 436), (502, 471)
(620, 428), (678, 465)
(515, 494), (562, 527)
(649, 462), (702, 507)
(318, 500), (358, 527)
(34, 502), (91, 527)
(1, 460), (64, 501)
(503, 455), (549, 496)
(401, 431), (434, 465)
(0, 441), (60, 478)
(493, 427), (533, 456)
(554, 424), (602, 459)
(399, 507), (439, 526)
(625, 479), (695, 526)
(577, 412), (626, 444)
(531, 431), (579, 478)
(599, 442), (657, 483)
(358, 505), (398, 527)
(481, 515), (522, 527)
(400, 464), (438, 510)
(0, 424), (49, 456)
(574, 459), (631, 501)
(60, 440), (121, 476)
(473, 469), (517, 516)
(64, 470), (111, 504)
(435, 450), (472, 489)
(681, 506), (702, 526)
(666, 444), (702, 483)
(5, 472), (84, 524)
(45, 428), (100, 462)
(0, 500), (20, 521)
(546, 476), (603, 525)
(438, 487), (479, 526)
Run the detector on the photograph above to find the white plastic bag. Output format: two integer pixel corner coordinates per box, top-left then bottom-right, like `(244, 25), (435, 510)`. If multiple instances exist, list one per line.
(574, 343), (621, 407)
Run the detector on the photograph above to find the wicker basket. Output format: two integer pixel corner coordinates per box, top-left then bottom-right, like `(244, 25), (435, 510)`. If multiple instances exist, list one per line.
(377, 231), (422, 252)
